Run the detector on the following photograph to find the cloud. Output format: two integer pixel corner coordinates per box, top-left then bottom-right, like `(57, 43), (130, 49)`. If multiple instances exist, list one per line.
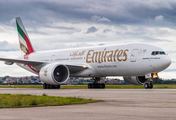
(86, 26), (98, 34)
(90, 15), (111, 22)
(167, 50), (176, 54)
(0, 41), (19, 51)
(155, 15), (164, 21)
(164, 69), (176, 72)
(0, 0), (175, 26)
(0, 41), (8, 46)
(0, 0), (175, 78)
(103, 29), (111, 33)
(141, 36), (171, 42)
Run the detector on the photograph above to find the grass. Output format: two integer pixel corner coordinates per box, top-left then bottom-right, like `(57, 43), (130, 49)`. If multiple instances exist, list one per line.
(0, 94), (100, 108)
(1, 84), (176, 89)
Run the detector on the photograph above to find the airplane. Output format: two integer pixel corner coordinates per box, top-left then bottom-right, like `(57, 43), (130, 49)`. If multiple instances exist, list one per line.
(0, 17), (171, 89)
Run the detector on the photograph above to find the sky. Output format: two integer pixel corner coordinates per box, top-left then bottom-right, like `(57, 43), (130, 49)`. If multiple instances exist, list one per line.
(0, 0), (175, 79)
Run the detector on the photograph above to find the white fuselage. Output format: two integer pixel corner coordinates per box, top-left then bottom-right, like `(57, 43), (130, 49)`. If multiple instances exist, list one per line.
(18, 43), (171, 78)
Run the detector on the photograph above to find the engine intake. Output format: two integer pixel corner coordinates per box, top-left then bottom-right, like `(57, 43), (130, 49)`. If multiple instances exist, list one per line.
(123, 76), (148, 85)
(39, 63), (70, 85)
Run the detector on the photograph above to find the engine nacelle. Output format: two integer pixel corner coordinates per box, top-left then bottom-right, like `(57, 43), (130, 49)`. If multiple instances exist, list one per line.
(39, 63), (70, 85)
(123, 76), (148, 85)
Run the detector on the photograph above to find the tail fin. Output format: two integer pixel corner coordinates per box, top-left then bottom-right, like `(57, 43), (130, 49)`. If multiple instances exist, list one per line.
(16, 17), (34, 55)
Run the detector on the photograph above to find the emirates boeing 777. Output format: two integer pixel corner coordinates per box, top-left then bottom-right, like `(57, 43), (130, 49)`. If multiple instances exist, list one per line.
(0, 17), (171, 89)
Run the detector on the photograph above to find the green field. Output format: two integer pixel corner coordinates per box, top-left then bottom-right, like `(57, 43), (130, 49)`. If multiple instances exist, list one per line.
(0, 94), (100, 108)
(1, 84), (176, 89)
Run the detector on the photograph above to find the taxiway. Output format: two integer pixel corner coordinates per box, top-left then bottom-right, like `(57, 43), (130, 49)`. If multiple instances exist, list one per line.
(0, 89), (176, 120)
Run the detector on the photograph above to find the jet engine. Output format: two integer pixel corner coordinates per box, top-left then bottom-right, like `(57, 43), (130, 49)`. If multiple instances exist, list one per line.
(123, 76), (148, 85)
(39, 63), (70, 85)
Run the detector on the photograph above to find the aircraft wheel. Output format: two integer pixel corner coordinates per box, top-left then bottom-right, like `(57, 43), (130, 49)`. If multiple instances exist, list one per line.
(53, 85), (57, 89)
(92, 84), (95, 88)
(99, 83), (105, 89)
(144, 83), (153, 89)
(144, 83), (149, 89)
(88, 83), (94, 89)
(57, 85), (60, 89)
(149, 82), (153, 89)
(88, 83), (91, 89)
(46, 84), (50, 89)
(102, 83), (105, 89)
(88, 83), (105, 89)
(49, 85), (53, 89)
(43, 83), (47, 89)
(43, 84), (60, 89)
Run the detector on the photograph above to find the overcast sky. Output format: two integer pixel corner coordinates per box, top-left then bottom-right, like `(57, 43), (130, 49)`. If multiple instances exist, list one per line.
(0, 0), (176, 79)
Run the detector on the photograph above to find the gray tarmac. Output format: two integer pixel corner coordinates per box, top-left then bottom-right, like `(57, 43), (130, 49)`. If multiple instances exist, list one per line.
(0, 88), (176, 120)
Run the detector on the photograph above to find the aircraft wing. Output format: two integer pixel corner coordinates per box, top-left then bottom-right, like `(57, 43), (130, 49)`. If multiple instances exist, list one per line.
(0, 57), (88, 74)
(0, 58), (45, 66)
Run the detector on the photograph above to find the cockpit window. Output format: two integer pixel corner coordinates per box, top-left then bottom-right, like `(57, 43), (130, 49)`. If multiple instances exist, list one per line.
(155, 51), (159, 55)
(160, 52), (166, 54)
(152, 52), (155, 55)
(151, 51), (166, 55)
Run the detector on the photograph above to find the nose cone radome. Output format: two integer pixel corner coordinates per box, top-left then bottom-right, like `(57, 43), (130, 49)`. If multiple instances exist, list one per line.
(162, 56), (171, 69)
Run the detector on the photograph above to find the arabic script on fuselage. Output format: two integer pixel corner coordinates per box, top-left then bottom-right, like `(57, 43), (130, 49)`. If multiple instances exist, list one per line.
(70, 51), (85, 57)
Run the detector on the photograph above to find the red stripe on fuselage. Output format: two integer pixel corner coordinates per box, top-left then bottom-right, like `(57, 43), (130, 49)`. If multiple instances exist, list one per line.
(27, 65), (39, 74)
(24, 54), (39, 74)
(23, 31), (34, 53)
(24, 54), (30, 60)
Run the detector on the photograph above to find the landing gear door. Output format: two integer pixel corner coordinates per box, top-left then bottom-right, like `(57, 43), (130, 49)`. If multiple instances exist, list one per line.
(130, 49), (138, 62)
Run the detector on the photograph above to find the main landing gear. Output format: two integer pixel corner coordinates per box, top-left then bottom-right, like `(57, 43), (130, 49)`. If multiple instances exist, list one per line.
(43, 83), (60, 89)
(144, 78), (153, 89)
(88, 77), (105, 89)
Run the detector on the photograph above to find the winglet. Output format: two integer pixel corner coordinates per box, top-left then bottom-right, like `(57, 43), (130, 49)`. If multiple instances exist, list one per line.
(16, 17), (34, 54)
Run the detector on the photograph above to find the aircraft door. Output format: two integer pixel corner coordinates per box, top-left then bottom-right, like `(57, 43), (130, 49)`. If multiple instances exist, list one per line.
(130, 49), (138, 62)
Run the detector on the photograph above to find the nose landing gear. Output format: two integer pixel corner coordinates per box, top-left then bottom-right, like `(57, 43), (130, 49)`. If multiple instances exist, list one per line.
(144, 78), (153, 89)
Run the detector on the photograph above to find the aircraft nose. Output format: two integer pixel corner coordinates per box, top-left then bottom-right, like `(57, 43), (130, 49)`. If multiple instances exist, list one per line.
(162, 56), (171, 69)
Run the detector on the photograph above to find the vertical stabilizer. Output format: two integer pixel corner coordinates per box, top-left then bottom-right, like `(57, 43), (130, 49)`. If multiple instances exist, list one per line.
(16, 17), (34, 55)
